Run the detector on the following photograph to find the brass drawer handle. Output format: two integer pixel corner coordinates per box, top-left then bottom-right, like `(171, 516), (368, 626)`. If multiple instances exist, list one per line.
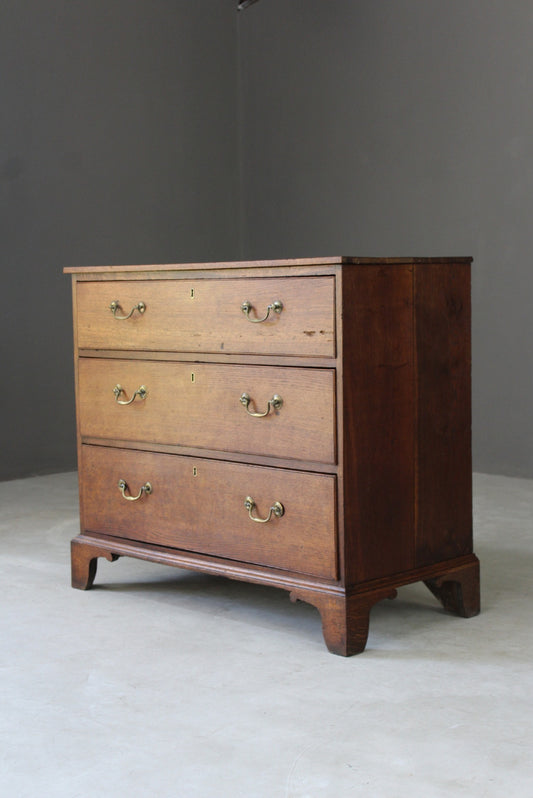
(113, 384), (148, 405)
(109, 300), (146, 320)
(241, 299), (283, 323)
(239, 392), (283, 417)
(117, 479), (152, 501)
(244, 496), (284, 523)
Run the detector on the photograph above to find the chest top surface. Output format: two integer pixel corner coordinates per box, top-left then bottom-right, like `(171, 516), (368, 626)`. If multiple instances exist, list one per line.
(64, 255), (472, 274)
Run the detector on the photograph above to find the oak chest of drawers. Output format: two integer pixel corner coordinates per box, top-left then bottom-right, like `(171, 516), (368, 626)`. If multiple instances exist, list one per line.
(66, 256), (480, 655)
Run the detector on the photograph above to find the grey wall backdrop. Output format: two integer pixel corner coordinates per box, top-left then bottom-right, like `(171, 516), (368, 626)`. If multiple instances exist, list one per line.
(238, 0), (533, 478)
(1, 1), (239, 480)
(2, 1), (532, 480)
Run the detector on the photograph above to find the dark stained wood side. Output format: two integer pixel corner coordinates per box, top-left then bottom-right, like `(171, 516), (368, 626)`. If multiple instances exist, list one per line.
(341, 265), (416, 584)
(414, 262), (473, 566)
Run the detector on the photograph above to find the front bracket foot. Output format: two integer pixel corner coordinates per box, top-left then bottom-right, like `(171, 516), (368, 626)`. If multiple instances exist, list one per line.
(71, 536), (119, 590)
(290, 586), (397, 656)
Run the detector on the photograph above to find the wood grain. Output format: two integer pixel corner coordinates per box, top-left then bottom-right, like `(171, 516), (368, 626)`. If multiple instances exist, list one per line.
(64, 255), (473, 274)
(340, 264), (416, 584)
(80, 444), (338, 579)
(414, 262), (473, 566)
(78, 358), (336, 464)
(68, 257), (479, 656)
(76, 276), (335, 357)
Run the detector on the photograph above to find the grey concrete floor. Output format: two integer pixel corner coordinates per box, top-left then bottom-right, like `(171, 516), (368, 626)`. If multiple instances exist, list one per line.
(1, 471), (532, 797)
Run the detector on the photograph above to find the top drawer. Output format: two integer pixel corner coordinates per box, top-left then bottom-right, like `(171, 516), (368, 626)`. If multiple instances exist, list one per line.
(76, 276), (335, 357)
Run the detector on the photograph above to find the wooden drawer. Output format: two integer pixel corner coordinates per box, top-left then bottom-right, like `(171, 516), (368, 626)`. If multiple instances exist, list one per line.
(78, 358), (336, 464)
(80, 445), (338, 579)
(76, 276), (335, 357)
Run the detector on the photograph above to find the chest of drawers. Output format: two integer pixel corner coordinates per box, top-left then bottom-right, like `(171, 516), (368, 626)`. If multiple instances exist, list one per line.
(66, 256), (480, 655)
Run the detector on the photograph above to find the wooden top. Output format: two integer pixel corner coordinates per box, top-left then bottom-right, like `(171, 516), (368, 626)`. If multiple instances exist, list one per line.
(64, 255), (472, 274)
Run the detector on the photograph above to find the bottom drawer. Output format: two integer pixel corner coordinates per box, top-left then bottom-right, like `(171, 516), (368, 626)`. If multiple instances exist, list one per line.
(80, 445), (338, 580)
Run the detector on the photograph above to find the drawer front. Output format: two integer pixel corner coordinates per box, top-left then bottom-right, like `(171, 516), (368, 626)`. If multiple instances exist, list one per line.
(80, 445), (337, 579)
(78, 358), (336, 464)
(76, 276), (335, 357)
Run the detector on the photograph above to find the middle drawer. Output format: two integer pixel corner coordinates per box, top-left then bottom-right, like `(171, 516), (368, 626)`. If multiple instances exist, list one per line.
(78, 358), (336, 464)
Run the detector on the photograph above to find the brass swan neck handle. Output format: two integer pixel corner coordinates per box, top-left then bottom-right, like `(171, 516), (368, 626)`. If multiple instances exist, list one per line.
(109, 300), (146, 320)
(241, 299), (283, 323)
